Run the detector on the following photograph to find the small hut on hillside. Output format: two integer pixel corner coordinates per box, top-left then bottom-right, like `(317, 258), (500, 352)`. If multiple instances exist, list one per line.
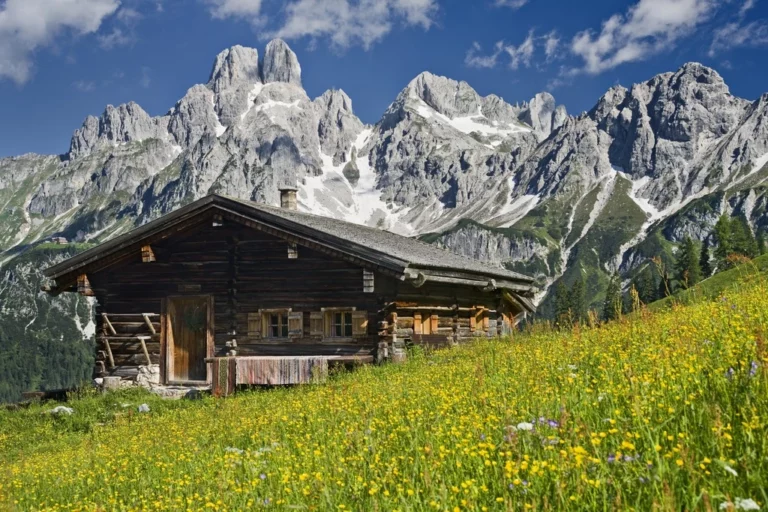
(44, 190), (536, 395)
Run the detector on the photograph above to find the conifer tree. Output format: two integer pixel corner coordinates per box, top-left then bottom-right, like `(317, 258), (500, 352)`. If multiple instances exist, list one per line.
(602, 272), (621, 321)
(570, 278), (587, 324)
(714, 214), (733, 271)
(674, 237), (701, 289)
(553, 281), (571, 327)
(757, 230), (766, 256)
(732, 216), (758, 258)
(699, 240), (713, 279)
(633, 266), (657, 304)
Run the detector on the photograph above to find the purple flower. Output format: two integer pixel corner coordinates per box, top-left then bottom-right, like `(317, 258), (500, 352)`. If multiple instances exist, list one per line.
(480, 433), (486, 441)
(607, 454), (616, 464)
(538, 416), (547, 424)
(750, 361), (759, 377)
(522, 480), (529, 486)
(260, 473), (267, 480)
(548, 420), (559, 428)
(726, 367), (735, 380)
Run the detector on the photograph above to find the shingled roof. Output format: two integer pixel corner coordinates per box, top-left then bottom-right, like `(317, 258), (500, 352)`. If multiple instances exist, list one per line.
(45, 195), (535, 299)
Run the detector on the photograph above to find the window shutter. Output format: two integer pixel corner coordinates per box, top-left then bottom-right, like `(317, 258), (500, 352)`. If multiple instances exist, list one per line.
(413, 313), (422, 335)
(352, 311), (368, 337)
(363, 270), (374, 293)
(288, 312), (303, 337)
(431, 314), (438, 333)
(247, 312), (262, 339)
(310, 312), (324, 337)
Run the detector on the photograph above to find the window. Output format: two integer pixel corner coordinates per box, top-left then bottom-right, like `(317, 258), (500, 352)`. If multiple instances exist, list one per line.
(331, 312), (353, 337)
(268, 313), (289, 338)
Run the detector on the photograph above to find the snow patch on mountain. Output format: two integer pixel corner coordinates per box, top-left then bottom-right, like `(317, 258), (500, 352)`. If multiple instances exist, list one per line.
(414, 101), (531, 138)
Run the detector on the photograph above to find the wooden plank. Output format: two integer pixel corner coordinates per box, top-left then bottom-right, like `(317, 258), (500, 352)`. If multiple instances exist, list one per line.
(102, 313), (118, 335)
(142, 314), (157, 335)
(102, 336), (115, 368)
(137, 336), (152, 365)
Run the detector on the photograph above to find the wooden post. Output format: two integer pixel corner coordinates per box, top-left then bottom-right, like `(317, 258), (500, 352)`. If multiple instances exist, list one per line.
(137, 336), (152, 365)
(101, 312), (116, 368)
(142, 313), (157, 335)
(101, 336), (115, 368)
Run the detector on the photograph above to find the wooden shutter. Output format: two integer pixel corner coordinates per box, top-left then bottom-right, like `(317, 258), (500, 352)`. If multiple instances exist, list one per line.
(288, 312), (303, 337)
(413, 313), (422, 335)
(310, 312), (324, 337)
(247, 312), (262, 339)
(363, 270), (374, 293)
(430, 314), (438, 333)
(352, 311), (368, 337)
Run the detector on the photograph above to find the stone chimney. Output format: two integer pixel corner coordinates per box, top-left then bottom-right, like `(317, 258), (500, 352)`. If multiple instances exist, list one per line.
(279, 186), (298, 210)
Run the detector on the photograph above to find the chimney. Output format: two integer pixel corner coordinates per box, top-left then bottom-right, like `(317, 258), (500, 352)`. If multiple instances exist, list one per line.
(279, 186), (298, 210)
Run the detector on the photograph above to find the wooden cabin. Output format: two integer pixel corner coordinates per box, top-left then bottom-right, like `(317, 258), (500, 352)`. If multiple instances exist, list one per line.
(44, 191), (536, 395)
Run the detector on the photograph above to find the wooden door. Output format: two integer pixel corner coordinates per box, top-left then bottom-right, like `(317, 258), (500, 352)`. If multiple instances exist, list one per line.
(166, 296), (213, 383)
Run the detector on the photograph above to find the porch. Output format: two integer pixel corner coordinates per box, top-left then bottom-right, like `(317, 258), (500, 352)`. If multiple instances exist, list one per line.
(206, 353), (374, 396)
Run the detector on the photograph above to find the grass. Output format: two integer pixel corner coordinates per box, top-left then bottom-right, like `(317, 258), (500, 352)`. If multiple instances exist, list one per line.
(1, 279), (768, 511)
(649, 253), (768, 311)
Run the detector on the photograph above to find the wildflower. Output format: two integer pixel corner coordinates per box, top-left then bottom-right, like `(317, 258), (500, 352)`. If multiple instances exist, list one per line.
(516, 422), (534, 431)
(607, 454), (616, 464)
(726, 368), (735, 380)
(720, 498), (761, 511)
(750, 361), (759, 377)
(724, 464), (739, 476)
(547, 420), (559, 428)
(260, 474), (267, 480)
(137, 404), (150, 413)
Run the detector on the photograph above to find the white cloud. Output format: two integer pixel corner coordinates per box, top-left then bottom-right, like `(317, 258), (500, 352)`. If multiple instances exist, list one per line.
(708, 0), (768, 56)
(504, 30), (535, 69)
(206, 0), (438, 49)
(204, 0), (263, 20)
(270, 0), (438, 49)
(465, 30), (547, 70)
(568, 0), (715, 75)
(543, 30), (560, 61)
(140, 66), (151, 88)
(98, 7), (143, 49)
(494, 0), (529, 9)
(464, 41), (504, 68)
(0, 0), (120, 84)
(72, 80), (96, 92)
(709, 19), (768, 55)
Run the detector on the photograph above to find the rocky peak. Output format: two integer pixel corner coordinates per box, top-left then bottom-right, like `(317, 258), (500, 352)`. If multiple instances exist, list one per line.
(208, 45), (261, 93)
(518, 92), (567, 139)
(261, 39), (301, 86)
(405, 72), (482, 118)
(68, 101), (167, 159)
(313, 89), (365, 165)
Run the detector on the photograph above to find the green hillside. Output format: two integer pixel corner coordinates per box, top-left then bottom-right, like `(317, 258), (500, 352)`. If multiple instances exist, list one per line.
(2, 274), (766, 511)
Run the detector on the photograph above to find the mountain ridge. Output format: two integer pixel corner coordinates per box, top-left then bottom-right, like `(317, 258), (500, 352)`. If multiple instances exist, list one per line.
(1, 39), (768, 400)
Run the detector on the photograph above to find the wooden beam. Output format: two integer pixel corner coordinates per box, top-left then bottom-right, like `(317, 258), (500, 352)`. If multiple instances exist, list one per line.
(141, 245), (156, 263)
(102, 313), (117, 335)
(142, 313), (157, 335)
(101, 336), (115, 368)
(137, 336), (152, 365)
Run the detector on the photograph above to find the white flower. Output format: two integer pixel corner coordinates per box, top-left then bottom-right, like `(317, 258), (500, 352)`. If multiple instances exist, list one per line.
(735, 498), (760, 511)
(225, 447), (244, 455)
(724, 464), (739, 476)
(516, 422), (534, 431)
(137, 403), (150, 413)
(567, 364), (578, 370)
(721, 498), (761, 511)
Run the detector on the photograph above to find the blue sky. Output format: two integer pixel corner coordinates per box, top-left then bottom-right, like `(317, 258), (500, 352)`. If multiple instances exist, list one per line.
(1, 0), (767, 157)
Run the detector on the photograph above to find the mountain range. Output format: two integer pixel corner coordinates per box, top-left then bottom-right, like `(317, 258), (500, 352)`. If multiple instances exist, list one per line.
(1, 38), (767, 400)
